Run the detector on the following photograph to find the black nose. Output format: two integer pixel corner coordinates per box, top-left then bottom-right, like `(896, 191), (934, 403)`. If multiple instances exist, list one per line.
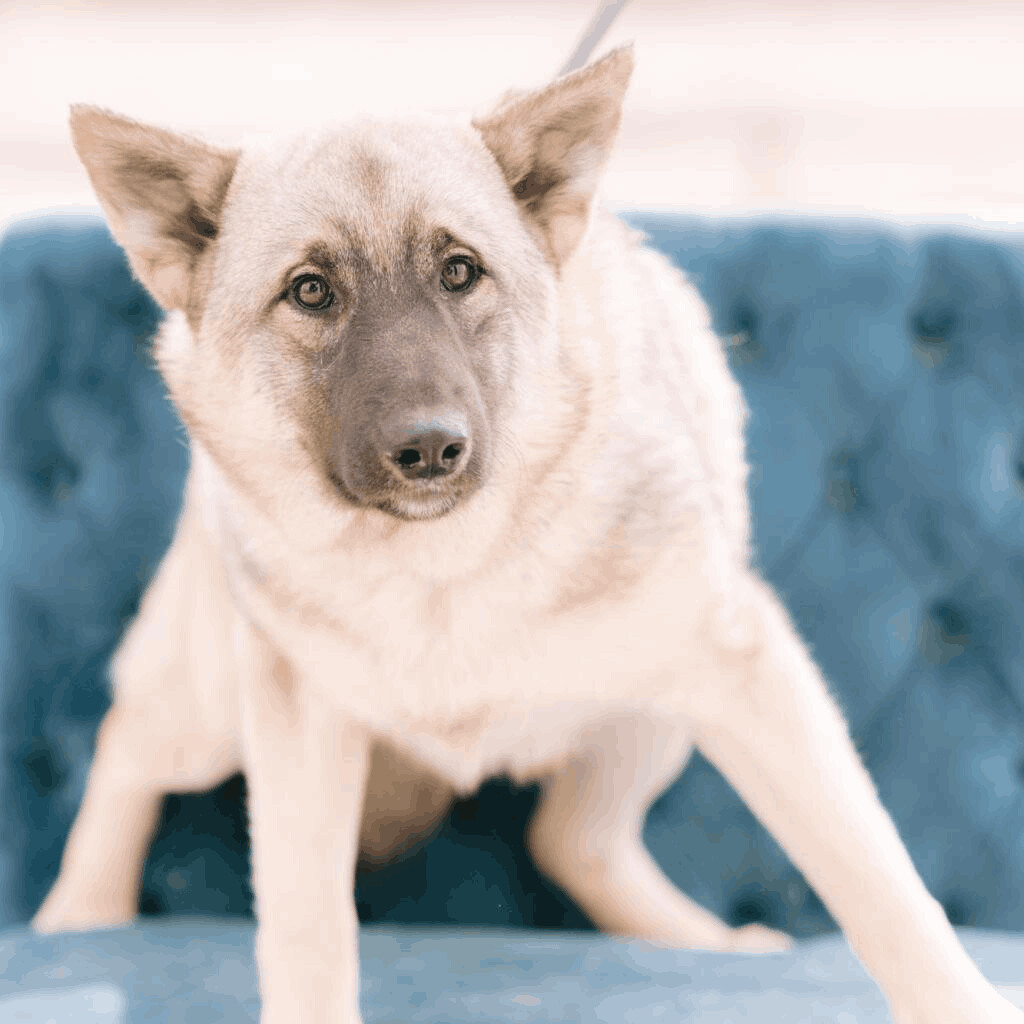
(385, 416), (470, 481)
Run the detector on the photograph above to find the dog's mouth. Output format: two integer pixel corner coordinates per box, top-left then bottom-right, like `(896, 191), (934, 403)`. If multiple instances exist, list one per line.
(328, 471), (478, 521)
(377, 488), (465, 521)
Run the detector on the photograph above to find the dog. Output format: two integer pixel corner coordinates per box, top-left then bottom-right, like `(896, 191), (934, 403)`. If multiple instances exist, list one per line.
(31, 47), (1024, 1024)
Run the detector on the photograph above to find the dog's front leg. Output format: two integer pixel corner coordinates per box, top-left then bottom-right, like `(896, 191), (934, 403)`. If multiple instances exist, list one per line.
(693, 572), (1023, 1024)
(239, 627), (369, 1024)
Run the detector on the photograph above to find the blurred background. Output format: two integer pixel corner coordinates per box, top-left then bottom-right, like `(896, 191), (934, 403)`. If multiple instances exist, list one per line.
(3, 0), (1024, 232)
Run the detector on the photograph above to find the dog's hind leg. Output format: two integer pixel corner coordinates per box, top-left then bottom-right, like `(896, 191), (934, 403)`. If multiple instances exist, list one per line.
(34, 493), (242, 934)
(526, 714), (793, 952)
(32, 697), (239, 934)
(691, 571), (1024, 1024)
(32, 701), (164, 933)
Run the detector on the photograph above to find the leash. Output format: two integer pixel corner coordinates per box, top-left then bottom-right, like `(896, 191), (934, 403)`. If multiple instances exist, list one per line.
(560, 0), (632, 75)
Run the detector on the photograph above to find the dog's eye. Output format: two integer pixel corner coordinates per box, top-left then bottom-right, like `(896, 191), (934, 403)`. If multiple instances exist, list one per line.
(440, 257), (480, 293)
(291, 274), (334, 311)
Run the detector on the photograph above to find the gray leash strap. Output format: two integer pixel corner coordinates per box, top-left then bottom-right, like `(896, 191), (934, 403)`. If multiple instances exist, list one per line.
(559, 0), (632, 75)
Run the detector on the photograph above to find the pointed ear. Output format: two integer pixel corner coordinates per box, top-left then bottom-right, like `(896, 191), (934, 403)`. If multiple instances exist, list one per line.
(69, 105), (240, 311)
(473, 46), (633, 267)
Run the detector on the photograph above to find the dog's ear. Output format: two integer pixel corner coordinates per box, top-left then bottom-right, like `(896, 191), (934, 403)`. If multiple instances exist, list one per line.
(474, 46), (633, 267)
(69, 105), (240, 312)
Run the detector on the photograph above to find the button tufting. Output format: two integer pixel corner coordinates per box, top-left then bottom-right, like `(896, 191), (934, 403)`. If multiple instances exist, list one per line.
(76, 367), (103, 394)
(117, 299), (146, 325)
(33, 451), (80, 502)
(826, 449), (863, 514)
(118, 592), (142, 633)
(942, 897), (971, 926)
(725, 302), (762, 363)
(21, 743), (65, 797)
(910, 308), (958, 343)
(920, 602), (970, 665)
(909, 308), (956, 367)
(932, 603), (970, 645)
(139, 887), (166, 915)
(728, 893), (775, 928)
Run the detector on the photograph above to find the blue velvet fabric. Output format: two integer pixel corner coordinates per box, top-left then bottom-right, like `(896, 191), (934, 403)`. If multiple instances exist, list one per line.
(2, 211), (1024, 942)
(4, 918), (1024, 1022)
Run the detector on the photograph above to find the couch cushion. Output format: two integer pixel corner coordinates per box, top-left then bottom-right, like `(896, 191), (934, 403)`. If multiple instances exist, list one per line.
(3, 918), (1024, 1022)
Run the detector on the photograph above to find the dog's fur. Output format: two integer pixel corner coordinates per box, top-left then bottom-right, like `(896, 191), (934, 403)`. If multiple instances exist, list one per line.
(33, 49), (1024, 1024)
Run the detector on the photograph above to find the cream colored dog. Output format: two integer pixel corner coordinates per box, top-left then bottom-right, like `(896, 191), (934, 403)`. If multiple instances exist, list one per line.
(33, 48), (1024, 1024)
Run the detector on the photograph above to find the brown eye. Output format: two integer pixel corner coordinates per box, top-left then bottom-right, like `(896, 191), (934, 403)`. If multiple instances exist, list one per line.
(441, 256), (480, 293)
(291, 274), (334, 310)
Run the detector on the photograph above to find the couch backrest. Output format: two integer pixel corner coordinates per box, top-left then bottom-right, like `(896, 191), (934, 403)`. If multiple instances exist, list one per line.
(2, 212), (1023, 937)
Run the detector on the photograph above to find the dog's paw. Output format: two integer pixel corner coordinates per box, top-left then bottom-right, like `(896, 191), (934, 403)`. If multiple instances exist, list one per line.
(723, 922), (795, 954)
(31, 885), (136, 935)
(637, 921), (795, 954)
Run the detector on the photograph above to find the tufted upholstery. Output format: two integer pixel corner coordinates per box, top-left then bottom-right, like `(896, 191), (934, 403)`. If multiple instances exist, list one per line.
(2, 211), (1023, 940)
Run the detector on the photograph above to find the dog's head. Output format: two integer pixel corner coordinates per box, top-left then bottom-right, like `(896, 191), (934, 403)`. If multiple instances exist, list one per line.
(70, 49), (632, 525)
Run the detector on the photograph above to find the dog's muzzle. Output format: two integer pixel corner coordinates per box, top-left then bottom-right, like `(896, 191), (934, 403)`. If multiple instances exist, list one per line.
(330, 407), (484, 521)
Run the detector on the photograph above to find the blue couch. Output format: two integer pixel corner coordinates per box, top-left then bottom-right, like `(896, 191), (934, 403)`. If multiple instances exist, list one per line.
(3, 211), (1024, 1018)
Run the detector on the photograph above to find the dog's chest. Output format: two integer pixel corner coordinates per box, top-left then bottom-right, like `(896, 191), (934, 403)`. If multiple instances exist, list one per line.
(347, 601), (673, 791)
(238, 540), (694, 791)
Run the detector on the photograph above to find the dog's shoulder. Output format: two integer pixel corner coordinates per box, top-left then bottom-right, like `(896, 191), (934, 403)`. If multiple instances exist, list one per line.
(559, 211), (753, 565)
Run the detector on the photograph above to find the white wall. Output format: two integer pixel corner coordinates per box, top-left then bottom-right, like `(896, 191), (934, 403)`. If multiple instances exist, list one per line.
(2, 0), (1023, 231)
